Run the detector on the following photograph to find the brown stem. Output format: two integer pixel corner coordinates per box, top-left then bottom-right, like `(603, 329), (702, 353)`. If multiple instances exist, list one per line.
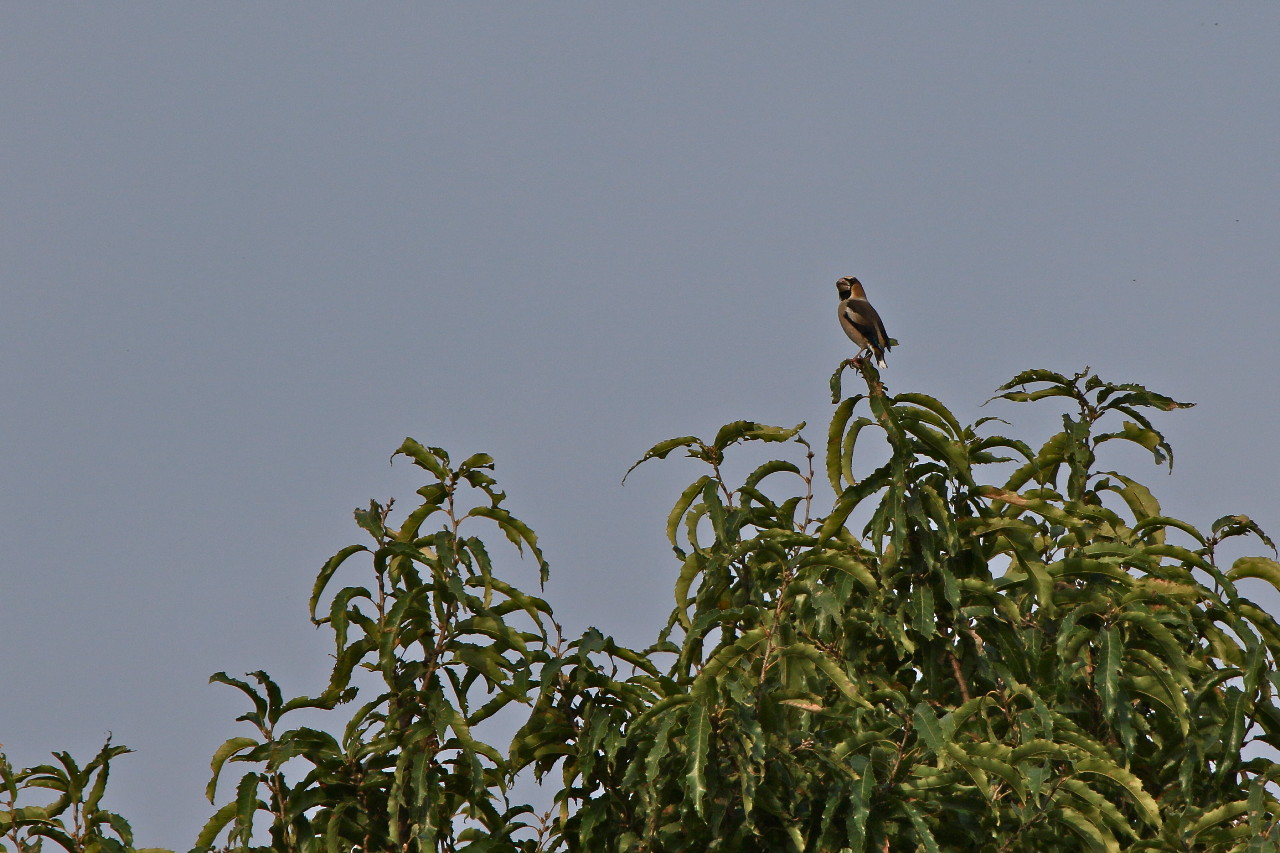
(949, 647), (971, 702)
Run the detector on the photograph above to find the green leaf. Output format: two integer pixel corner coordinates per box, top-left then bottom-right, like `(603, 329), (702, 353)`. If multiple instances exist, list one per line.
(711, 420), (804, 450)
(701, 477), (728, 544)
(1116, 612), (1187, 675)
(826, 396), (858, 491)
(232, 771), (262, 844)
(1096, 420), (1172, 468)
(209, 672), (267, 725)
(817, 465), (892, 547)
(951, 744), (1027, 801)
(465, 505), (549, 582)
(894, 392), (964, 437)
(458, 452), (495, 473)
(1214, 687), (1248, 787)
(622, 435), (702, 483)
(797, 550), (878, 594)
(914, 703), (946, 755)
(830, 360), (854, 402)
(1073, 757), (1160, 826)
(393, 437), (449, 478)
(1097, 471), (1161, 525)
(1095, 626), (1122, 720)
(1185, 799), (1251, 840)
(698, 627), (769, 680)
(777, 642), (873, 709)
(839, 416), (878, 493)
(666, 475), (713, 557)
(1053, 804), (1114, 853)
(898, 418), (974, 485)
(1228, 556), (1280, 592)
(684, 699), (711, 817)
(204, 737), (258, 803)
(1059, 778), (1136, 841)
(1102, 388), (1194, 413)
(994, 369), (1072, 394)
(308, 544), (369, 625)
(901, 801), (942, 853)
(1213, 515), (1277, 553)
(742, 459), (801, 491)
(191, 800), (239, 851)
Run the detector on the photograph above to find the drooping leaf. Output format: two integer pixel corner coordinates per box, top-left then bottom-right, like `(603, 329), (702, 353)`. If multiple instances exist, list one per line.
(622, 435), (703, 483)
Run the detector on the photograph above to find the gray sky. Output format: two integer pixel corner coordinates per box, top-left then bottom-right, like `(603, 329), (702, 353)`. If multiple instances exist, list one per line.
(3, 5), (1278, 848)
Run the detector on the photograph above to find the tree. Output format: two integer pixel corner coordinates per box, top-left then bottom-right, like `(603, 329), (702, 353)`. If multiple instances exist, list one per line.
(509, 365), (1280, 851)
(196, 364), (1280, 851)
(6, 364), (1278, 851)
(0, 739), (163, 853)
(196, 444), (554, 852)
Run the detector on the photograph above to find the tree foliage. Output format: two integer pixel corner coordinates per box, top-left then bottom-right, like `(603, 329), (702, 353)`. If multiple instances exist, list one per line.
(0, 739), (164, 853)
(520, 365), (1280, 851)
(5, 365), (1280, 851)
(195, 440), (555, 852)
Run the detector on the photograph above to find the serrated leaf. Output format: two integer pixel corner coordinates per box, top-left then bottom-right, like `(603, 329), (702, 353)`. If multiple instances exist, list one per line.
(817, 465), (892, 547)
(1228, 556), (1280, 591)
(1185, 799), (1251, 839)
(914, 703), (946, 754)
(830, 360), (854, 402)
(1054, 804), (1115, 853)
(995, 368), (1072, 392)
(1214, 515), (1277, 553)
(393, 437), (448, 478)
(1096, 420), (1171, 467)
(1074, 758), (1160, 826)
(712, 420), (803, 450)
(901, 801), (942, 853)
(622, 435), (702, 483)
(308, 544), (369, 623)
(1095, 626), (1122, 720)
(826, 396), (858, 491)
(777, 642), (873, 709)
(684, 700), (711, 817)
(204, 737), (258, 803)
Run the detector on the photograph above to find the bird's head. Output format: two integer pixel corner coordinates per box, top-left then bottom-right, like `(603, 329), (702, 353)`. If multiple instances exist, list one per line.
(836, 276), (866, 300)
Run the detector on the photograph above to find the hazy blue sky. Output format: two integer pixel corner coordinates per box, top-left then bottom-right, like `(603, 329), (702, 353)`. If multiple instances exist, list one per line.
(3, 5), (1278, 848)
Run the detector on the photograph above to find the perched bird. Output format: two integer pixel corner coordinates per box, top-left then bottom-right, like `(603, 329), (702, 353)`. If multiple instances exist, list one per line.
(836, 276), (891, 368)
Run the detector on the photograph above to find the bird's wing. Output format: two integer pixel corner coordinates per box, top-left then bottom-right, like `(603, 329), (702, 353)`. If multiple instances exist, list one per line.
(843, 300), (888, 349)
(866, 302), (891, 351)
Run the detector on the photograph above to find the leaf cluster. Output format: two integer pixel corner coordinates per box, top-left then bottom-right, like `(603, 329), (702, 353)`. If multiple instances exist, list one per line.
(0, 740), (164, 853)
(10, 364), (1278, 853)
(195, 440), (554, 852)
(534, 365), (1280, 851)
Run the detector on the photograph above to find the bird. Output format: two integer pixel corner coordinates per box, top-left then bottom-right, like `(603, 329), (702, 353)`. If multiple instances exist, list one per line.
(836, 276), (891, 368)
